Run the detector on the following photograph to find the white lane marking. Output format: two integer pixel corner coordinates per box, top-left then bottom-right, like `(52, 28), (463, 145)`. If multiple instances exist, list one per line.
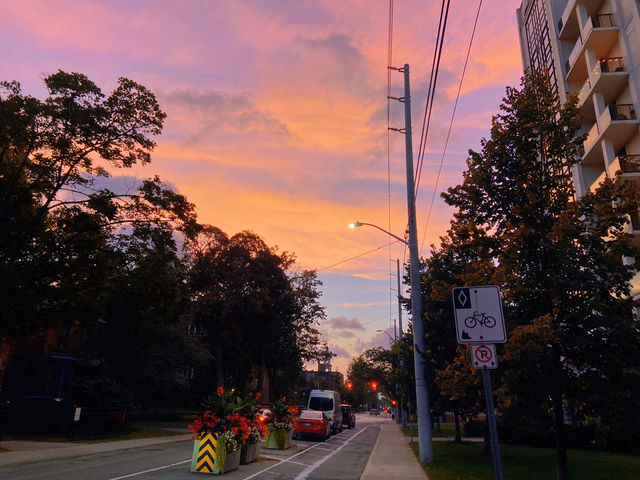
(259, 454), (311, 467)
(293, 425), (372, 480)
(242, 441), (328, 480)
(106, 459), (190, 480)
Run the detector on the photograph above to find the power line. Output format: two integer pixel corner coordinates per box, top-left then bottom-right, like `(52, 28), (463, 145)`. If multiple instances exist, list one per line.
(387, 0), (395, 332)
(415, 0), (447, 188)
(420, 0), (483, 254)
(317, 240), (400, 272)
(417, 0), (451, 193)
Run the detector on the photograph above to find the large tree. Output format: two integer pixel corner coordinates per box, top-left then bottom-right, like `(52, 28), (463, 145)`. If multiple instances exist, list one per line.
(0, 71), (198, 340)
(442, 70), (640, 479)
(0, 71), (203, 406)
(185, 228), (327, 399)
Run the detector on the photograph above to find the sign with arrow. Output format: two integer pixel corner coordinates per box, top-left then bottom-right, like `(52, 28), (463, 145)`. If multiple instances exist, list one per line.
(471, 344), (497, 369)
(452, 285), (506, 344)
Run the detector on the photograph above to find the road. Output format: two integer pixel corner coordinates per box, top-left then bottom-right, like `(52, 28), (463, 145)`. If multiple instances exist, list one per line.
(0, 413), (386, 480)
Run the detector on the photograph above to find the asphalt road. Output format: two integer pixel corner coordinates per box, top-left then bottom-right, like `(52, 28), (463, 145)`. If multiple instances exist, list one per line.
(0, 414), (385, 480)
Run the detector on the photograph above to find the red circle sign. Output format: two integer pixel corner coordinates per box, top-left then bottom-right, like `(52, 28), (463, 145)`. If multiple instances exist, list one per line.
(474, 345), (493, 364)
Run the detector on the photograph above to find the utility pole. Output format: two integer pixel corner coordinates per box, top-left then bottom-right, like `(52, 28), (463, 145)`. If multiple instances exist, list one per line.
(396, 259), (403, 336)
(390, 63), (433, 463)
(396, 258), (408, 428)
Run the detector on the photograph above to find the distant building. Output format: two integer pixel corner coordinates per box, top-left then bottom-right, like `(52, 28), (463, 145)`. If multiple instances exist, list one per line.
(517, 0), (640, 297)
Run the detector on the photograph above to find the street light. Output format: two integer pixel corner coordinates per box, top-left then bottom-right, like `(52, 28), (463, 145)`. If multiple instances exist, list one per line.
(376, 329), (395, 345)
(350, 219), (433, 461)
(349, 221), (408, 245)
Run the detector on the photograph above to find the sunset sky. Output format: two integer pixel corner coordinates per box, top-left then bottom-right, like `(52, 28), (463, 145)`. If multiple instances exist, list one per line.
(1, 0), (524, 373)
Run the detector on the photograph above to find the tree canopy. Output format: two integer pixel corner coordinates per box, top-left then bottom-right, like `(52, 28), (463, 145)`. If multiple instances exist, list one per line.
(423, 70), (640, 477)
(0, 71), (330, 409)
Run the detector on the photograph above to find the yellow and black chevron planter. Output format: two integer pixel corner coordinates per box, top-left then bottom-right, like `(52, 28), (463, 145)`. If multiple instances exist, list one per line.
(190, 433), (218, 474)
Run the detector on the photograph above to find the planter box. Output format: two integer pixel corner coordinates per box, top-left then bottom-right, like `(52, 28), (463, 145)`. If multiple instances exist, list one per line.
(264, 428), (293, 449)
(240, 442), (260, 464)
(190, 433), (241, 474)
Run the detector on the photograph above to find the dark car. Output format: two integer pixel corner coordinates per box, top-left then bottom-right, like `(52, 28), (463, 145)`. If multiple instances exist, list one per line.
(340, 404), (355, 428)
(369, 408), (380, 416)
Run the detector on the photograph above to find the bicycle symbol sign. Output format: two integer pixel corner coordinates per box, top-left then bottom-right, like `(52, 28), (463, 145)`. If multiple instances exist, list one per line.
(452, 286), (506, 344)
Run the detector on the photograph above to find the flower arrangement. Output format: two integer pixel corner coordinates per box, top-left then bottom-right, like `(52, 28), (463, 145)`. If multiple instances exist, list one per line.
(226, 413), (251, 448)
(188, 388), (267, 447)
(264, 397), (296, 449)
(266, 397), (296, 430)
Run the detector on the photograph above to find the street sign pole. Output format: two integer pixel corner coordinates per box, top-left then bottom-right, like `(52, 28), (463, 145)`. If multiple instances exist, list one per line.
(481, 367), (503, 480)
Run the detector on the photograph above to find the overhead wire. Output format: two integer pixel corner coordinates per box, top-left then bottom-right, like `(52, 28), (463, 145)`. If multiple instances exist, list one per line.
(419, 0), (483, 254)
(414, 0), (451, 196)
(387, 0), (395, 332)
(316, 240), (401, 272)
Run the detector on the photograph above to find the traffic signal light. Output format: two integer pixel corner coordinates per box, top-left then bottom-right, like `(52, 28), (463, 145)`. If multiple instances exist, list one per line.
(391, 399), (397, 406)
(370, 380), (378, 391)
(346, 381), (353, 390)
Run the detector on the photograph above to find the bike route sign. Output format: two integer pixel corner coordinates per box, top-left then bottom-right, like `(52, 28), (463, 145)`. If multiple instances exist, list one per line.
(452, 285), (506, 344)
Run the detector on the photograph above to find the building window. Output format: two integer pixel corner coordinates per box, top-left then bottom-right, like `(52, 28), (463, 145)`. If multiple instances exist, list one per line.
(187, 324), (198, 336)
(525, 0), (558, 95)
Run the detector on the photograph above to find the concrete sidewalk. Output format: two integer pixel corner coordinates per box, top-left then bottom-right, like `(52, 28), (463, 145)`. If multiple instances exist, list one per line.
(361, 420), (428, 480)
(0, 434), (192, 467)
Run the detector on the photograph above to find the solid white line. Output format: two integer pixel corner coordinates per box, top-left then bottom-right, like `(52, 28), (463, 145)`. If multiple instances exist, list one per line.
(293, 425), (372, 480)
(241, 442), (326, 480)
(106, 459), (191, 480)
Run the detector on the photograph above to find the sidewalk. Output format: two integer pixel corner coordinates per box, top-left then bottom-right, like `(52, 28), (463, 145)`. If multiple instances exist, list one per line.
(0, 434), (192, 467)
(361, 420), (429, 480)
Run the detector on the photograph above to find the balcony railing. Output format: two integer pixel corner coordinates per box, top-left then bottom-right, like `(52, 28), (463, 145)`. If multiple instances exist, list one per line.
(599, 57), (625, 73)
(619, 154), (640, 173)
(578, 79), (591, 105)
(609, 104), (636, 121)
(592, 14), (615, 28)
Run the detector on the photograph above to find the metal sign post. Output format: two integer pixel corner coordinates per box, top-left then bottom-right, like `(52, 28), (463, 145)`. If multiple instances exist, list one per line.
(453, 286), (506, 480)
(481, 367), (503, 480)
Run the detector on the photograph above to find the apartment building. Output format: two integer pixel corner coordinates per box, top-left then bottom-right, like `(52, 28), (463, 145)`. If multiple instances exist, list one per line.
(517, 0), (640, 296)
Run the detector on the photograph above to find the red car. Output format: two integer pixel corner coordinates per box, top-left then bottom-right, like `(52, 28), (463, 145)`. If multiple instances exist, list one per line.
(293, 410), (331, 441)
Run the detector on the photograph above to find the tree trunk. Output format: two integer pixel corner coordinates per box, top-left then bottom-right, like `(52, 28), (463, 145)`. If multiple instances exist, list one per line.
(215, 344), (224, 388)
(453, 409), (462, 443)
(552, 388), (569, 480)
(256, 363), (264, 395)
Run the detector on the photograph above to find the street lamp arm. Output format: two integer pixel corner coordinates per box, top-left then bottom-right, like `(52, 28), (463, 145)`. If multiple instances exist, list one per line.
(349, 221), (408, 245)
(376, 329), (394, 343)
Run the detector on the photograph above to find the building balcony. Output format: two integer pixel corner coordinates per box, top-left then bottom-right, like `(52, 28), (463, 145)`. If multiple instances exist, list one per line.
(619, 154), (640, 173)
(581, 104), (638, 167)
(559, 0), (607, 41)
(577, 57), (628, 114)
(566, 14), (618, 84)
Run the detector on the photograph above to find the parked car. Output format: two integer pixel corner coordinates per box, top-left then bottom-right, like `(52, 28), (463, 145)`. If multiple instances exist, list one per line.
(370, 408), (380, 416)
(307, 389), (343, 434)
(340, 404), (356, 429)
(293, 410), (331, 441)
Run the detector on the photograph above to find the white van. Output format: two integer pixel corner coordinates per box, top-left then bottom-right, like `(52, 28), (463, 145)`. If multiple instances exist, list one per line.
(307, 389), (343, 434)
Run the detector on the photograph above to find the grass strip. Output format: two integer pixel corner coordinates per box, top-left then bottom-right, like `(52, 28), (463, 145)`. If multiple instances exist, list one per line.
(409, 441), (640, 480)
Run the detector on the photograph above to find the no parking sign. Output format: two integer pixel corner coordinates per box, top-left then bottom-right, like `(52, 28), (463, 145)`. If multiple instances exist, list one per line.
(471, 344), (497, 369)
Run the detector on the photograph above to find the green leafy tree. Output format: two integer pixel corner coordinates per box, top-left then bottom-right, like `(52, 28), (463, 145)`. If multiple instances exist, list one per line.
(442, 70), (640, 478)
(0, 71), (203, 406)
(185, 228), (327, 400)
